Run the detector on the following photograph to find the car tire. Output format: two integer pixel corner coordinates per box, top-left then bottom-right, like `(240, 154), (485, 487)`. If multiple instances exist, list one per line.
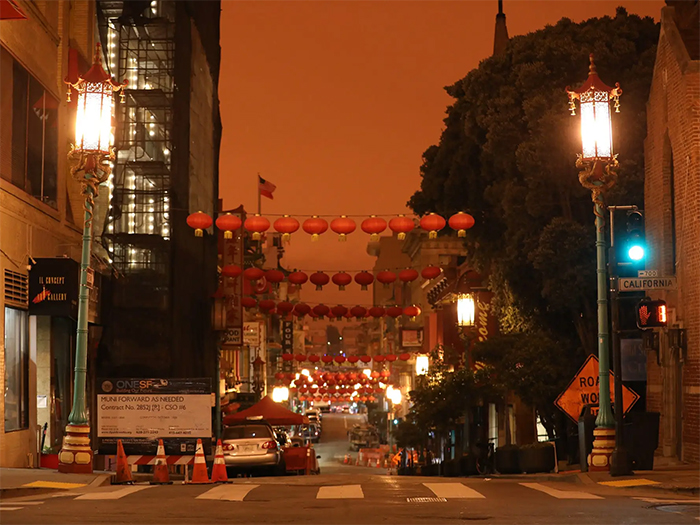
(275, 460), (286, 476)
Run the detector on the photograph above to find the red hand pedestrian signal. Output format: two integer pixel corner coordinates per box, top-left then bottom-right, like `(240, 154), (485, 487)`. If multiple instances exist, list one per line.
(636, 299), (667, 329)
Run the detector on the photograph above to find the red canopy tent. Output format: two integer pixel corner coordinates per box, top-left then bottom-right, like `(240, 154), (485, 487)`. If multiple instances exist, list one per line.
(223, 395), (308, 426)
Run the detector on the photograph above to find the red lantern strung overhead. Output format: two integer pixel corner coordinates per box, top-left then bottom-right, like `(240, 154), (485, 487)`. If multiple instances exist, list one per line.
(361, 215), (387, 242)
(351, 305), (367, 319)
(273, 215), (300, 242)
(282, 353), (294, 362)
(385, 354), (397, 362)
(274, 372), (284, 380)
(371, 371), (380, 379)
(386, 306), (403, 318)
(243, 267), (265, 282)
(277, 301), (294, 314)
(330, 216), (356, 241)
(347, 372), (358, 381)
(265, 269), (285, 285)
(359, 355), (371, 363)
(293, 303), (311, 317)
(331, 305), (348, 320)
(347, 356), (360, 364)
(288, 271), (308, 286)
(294, 354), (306, 363)
(388, 214), (415, 240)
(310, 271), (330, 291)
(321, 355), (333, 364)
(376, 270), (396, 288)
(308, 354), (320, 363)
(403, 305), (421, 320)
(448, 212), (475, 237)
(374, 355), (385, 363)
(399, 352), (411, 361)
(313, 304), (330, 319)
(244, 214), (270, 240)
(222, 265), (242, 278)
(420, 213), (446, 239)
(241, 296), (257, 309)
(215, 213), (242, 239)
(258, 299), (276, 312)
(421, 265), (442, 280)
(303, 216), (328, 241)
(380, 370), (391, 378)
(354, 271), (374, 291)
(343, 310), (354, 321)
(368, 306), (385, 318)
(187, 211), (213, 237)
(398, 268), (419, 283)
(332, 272), (352, 291)
(334, 355), (346, 364)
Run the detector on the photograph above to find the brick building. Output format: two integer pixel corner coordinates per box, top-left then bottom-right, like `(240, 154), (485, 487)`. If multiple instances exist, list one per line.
(643, 1), (699, 463)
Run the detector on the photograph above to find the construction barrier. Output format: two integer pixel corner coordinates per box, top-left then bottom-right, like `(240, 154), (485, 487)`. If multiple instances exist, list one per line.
(188, 438), (211, 484)
(210, 439), (229, 483)
(113, 440), (133, 485)
(150, 439), (172, 485)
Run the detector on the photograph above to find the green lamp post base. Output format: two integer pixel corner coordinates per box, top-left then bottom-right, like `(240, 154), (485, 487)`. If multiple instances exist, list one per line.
(58, 423), (93, 474)
(588, 427), (615, 472)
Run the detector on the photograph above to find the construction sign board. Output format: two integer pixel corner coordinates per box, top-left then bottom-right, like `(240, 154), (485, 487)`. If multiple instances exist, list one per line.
(555, 355), (639, 423)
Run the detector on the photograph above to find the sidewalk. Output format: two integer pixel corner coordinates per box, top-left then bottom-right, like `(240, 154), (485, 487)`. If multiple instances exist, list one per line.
(0, 468), (111, 498)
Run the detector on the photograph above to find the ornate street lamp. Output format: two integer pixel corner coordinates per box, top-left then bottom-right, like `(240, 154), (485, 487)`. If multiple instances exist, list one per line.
(415, 355), (429, 376)
(58, 44), (126, 474)
(566, 54), (621, 472)
(456, 293), (476, 328)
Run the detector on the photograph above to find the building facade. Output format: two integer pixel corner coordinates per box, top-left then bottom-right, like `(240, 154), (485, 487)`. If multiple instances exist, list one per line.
(644, 1), (699, 463)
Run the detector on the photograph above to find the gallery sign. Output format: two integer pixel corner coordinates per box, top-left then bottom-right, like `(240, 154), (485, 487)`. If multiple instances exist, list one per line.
(28, 258), (79, 318)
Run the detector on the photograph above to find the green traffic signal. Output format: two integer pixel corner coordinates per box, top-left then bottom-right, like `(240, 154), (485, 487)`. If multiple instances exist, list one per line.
(626, 211), (645, 263)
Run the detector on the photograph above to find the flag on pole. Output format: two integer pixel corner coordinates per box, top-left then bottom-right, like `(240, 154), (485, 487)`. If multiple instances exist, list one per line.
(258, 176), (276, 200)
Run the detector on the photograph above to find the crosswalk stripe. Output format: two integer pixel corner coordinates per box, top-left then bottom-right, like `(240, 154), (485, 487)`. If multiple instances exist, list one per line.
(317, 485), (364, 499)
(0, 507), (24, 511)
(74, 486), (153, 500)
(423, 483), (485, 499)
(0, 502), (44, 506)
(520, 482), (603, 499)
(196, 484), (260, 501)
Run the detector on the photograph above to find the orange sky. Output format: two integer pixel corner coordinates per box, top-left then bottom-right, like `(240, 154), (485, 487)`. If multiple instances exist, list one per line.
(219, 0), (663, 307)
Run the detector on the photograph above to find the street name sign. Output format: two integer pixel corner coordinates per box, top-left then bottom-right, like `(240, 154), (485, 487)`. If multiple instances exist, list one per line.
(618, 277), (677, 292)
(638, 270), (658, 278)
(555, 355), (639, 423)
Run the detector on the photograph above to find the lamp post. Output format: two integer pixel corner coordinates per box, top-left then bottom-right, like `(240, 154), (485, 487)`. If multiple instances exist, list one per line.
(58, 44), (126, 473)
(566, 54), (622, 472)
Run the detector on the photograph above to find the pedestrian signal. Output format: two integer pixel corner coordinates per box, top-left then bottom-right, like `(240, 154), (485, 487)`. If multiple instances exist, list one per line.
(636, 299), (667, 329)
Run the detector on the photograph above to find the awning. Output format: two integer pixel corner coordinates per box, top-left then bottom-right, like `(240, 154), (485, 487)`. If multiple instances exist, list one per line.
(0, 0), (27, 20)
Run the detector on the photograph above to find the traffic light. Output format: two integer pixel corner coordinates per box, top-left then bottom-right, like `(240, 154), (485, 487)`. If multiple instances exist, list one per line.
(625, 210), (645, 263)
(636, 298), (667, 329)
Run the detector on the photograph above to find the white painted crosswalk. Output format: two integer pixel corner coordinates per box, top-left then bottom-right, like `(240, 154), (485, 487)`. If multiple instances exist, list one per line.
(196, 484), (259, 501)
(74, 486), (153, 500)
(423, 482), (485, 499)
(520, 482), (603, 500)
(317, 484), (364, 499)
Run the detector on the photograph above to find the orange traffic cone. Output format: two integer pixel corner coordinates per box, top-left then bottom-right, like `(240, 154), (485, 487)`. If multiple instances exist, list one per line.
(150, 439), (172, 485)
(210, 439), (228, 483)
(113, 439), (133, 484)
(188, 438), (211, 484)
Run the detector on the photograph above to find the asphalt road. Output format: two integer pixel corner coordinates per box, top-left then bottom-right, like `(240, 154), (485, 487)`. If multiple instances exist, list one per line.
(1, 415), (698, 524)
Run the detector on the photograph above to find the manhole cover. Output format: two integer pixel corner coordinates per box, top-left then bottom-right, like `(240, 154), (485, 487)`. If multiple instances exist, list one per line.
(407, 497), (447, 503)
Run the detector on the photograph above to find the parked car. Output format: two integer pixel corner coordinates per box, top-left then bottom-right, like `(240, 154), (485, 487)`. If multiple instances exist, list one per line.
(300, 423), (321, 443)
(222, 419), (285, 476)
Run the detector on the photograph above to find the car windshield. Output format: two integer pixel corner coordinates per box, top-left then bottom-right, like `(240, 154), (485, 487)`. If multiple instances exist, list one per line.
(223, 425), (272, 440)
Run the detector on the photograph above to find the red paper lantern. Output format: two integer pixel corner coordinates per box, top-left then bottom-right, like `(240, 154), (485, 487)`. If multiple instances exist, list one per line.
(331, 305), (348, 320)
(293, 303), (311, 317)
(308, 354), (320, 363)
(448, 212), (475, 237)
(282, 353), (294, 361)
(286, 373), (295, 381)
(388, 214), (415, 240)
(376, 270), (396, 288)
(398, 268), (419, 283)
(187, 211), (213, 237)
(386, 306), (403, 318)
(361, 215), (387, 242)
(273, 215), (300, 242)
(215, 213), (242, 239)
(243, 267), (265, 281)
(302, 216), (328, 241)
(385, 354), (397, 362)
(265, 269), (285, 284)
(399, 352), (411, 361)
(288, 271), (308, 286)
(310, 271), (330, 291)
(222, 265), (242, 278)
(380, 370), (390, 378)
(421, 265), (442, 280)
(371, 371), (380, 379)
(319, 387), (327, 395)
(308, 309), (319, 319)
(350, 306), (367, 319)
(313, 304), (330, 319)
(374, 355), (385, 363)
(359, 355), (371, 363)
(295, 354), (306, 362)
(368, 306), (385, 318)
(241, 296), (257, 308)
(334, 355), (346, 364)
(321, 355), (333, 363)
(244, 214), (270, 240)
(403, 305), (421, 319)
(258, 299), (276, 312)
(347, 356), (359, 364)
(276, 301), (294, 314)
(330, 216), (356, 241)
(332, 272), (352, 291)
(354, 271), (374, 291)
(274, 372), (284, 380)
(348, 372), (358, 381)
(420, 213), (446, 239)
(343, 310), (354, 321)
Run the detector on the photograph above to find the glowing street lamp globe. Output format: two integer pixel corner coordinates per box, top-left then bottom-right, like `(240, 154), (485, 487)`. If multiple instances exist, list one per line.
(457, 293), (476, 328)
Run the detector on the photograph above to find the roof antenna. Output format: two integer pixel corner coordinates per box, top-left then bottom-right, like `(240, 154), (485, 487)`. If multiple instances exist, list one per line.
(498, 0), (503, 15)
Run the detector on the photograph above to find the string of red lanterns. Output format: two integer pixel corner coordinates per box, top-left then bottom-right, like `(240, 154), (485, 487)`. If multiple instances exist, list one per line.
(238, 299), (421, 320)
(187, 212), (474, 240)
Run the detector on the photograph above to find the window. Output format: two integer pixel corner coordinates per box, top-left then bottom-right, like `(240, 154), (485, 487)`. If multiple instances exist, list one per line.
(4, 307), (29, 431)
(223, 425), (273, 440)
(0, 46), (58, 208)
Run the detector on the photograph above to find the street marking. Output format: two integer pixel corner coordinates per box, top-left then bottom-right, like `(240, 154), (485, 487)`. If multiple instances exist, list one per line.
(634, 497), (700, 504)
(21, 481), (87, 489)
(0, 502), (44, 506)
(520, 482), (603, 499)
(0, 507), (24, 511)
(74, 486), (153, 500)
(317, 484), (364, 499)
(196, 484), (259, 501)
(424, 483), (485, 499)
(408, 497), (447, 503)
(599, 479), (660, 487)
